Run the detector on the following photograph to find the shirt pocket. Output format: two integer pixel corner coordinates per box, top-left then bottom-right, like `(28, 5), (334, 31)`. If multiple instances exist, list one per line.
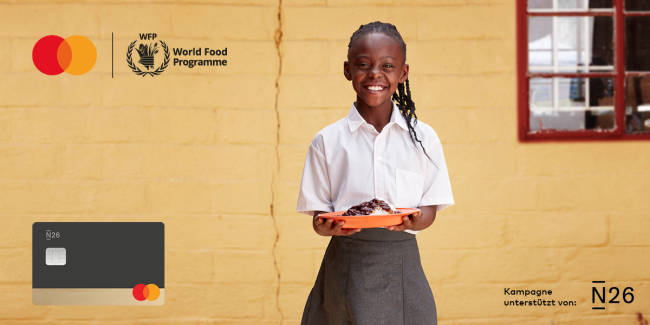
(395, 168), (424, 208)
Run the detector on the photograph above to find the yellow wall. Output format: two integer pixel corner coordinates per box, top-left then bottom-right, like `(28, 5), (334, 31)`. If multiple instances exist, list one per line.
(1, 0), (649, 324)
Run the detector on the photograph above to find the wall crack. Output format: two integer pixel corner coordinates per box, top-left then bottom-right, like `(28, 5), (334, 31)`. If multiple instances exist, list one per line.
(271, 0), (284, 323)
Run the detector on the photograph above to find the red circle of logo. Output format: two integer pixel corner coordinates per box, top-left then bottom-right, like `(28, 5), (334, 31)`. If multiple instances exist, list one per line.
(132, 283), (147, 301)
(32, 35), (65, 75)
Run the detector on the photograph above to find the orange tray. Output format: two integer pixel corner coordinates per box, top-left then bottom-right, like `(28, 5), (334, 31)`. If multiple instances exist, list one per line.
(318, 208), (420, 229)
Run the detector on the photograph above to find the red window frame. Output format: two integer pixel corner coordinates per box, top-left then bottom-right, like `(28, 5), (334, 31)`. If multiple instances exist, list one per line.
(516, 0), (650, 141)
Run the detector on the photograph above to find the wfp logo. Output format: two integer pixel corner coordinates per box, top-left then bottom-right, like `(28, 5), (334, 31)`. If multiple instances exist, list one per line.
(126, 33), (169, 77)
(32, 35), (96, 75)
(125, 33), (228, 78)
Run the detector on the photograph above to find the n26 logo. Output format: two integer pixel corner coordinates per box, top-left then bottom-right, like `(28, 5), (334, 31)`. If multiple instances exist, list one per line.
(591, 281), (634, 310)
(45, 230), (61, 240)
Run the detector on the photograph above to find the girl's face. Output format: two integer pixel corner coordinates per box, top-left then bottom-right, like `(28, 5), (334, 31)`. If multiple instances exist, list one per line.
(344, 33), (409, 110)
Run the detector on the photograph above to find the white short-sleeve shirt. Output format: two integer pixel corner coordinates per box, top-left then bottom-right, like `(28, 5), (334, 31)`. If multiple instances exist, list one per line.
(296, 102), (454, 234)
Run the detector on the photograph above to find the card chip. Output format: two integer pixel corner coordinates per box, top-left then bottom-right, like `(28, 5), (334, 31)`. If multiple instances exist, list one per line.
(45, 247), (66, 266)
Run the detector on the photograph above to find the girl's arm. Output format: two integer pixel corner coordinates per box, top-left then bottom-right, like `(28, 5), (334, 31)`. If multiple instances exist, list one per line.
(387, 205), (437, 232)
(312, 211), (362, 236)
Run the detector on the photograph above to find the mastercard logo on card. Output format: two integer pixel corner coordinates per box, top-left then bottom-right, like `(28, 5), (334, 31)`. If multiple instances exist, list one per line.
(132, 283), (160, 301)
(32, 222), (164, 305)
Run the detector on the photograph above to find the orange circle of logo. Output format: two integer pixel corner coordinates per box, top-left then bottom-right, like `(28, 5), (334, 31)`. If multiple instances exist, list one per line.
(32, 35), (96, 75)
(145, 283), (160, 301)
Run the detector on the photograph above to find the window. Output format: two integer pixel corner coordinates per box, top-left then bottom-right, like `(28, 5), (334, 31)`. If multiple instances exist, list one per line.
(517, 0), (650, 140)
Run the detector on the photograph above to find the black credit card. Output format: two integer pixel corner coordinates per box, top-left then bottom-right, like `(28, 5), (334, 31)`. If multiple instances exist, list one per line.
(32, 222), (164, 305)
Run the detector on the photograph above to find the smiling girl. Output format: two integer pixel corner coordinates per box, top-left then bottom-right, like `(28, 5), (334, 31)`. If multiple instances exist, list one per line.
(296, 21), (454, 324)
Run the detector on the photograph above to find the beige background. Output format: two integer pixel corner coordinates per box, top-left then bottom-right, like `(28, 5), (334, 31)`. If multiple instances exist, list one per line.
(0, 0), (649, 324)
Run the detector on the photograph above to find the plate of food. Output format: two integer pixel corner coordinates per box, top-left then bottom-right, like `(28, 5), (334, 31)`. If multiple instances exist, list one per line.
(318, 198), (420, 229)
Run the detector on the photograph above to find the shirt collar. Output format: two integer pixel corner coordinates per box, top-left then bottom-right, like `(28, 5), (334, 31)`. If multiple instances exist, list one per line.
(346, 102), (409, 132)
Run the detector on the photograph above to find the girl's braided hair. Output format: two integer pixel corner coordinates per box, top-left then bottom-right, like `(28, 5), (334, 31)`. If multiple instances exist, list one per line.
(347, 21), (430, 160)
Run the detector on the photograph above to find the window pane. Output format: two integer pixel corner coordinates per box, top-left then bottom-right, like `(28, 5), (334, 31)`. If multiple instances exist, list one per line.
(529, 17), (613, 72)
(625, 76), (650, 133)
(529, 77), (615, 132)
(528, 0), (612, 10)
(626, 17), (650, 71)
(626, 0), (650, 11)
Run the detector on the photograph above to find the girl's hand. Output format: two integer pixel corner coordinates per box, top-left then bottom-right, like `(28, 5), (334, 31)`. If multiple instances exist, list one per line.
(387, 206), (437, 231)
(313, 214), (361, 236)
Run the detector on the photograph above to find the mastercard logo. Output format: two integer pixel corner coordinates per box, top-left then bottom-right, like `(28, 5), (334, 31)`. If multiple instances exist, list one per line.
(132, 283), (160, 301)
(32, 35), (97, 75)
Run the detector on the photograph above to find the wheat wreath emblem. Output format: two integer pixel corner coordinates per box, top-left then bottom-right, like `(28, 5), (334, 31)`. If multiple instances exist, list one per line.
(126, 40), (170, 77)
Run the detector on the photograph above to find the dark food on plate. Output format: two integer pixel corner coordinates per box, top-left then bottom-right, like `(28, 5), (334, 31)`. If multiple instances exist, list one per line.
(342, 198), (396, 216)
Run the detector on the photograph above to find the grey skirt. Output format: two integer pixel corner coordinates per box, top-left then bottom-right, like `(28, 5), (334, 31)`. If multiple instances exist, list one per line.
(301, 228), (437, 325)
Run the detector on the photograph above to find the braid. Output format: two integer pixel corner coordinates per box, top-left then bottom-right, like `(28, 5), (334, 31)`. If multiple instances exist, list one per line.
(348, 21), (431, 160)
(348, 21), (406, 58)
(392, 79), (431, 161)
